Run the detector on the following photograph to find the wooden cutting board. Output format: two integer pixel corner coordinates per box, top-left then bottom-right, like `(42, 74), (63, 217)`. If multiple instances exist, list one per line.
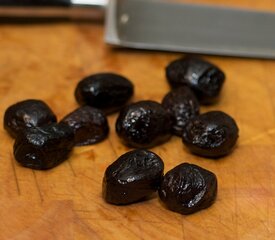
(0, 1), (275, 239)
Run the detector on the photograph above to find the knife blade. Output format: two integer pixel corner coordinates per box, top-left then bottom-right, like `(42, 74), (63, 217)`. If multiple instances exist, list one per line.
(1, 0), (275, 58)
(106, 0), (275, 59)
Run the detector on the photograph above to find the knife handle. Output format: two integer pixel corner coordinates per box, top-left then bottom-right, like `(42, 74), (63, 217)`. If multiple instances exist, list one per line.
(0, 0), (71, 6)
(0, 0), (108, 20)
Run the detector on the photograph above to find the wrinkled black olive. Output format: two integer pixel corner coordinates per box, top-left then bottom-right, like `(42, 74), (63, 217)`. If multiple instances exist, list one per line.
(116, 100), (172, 148)
(103, 149), (164, 205)
(4, 99), (57, 138)
(166, 57), (225, 104)
(159, 163), (217, 215)
(75, 73), (134, 114)
(13, 123), (74, 170)
(162, 87), (200, 136)
(182, 111), (239, 158)
(60, 106), (109, 146)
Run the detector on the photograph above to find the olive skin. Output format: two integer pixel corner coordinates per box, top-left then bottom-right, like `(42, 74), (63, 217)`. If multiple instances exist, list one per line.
(161, 87), (200, 136)
(182, 111), (239, 158)
(103, 149), (164, 205)
(4, 99), (57, 138)
(60, 106), (109, 146)
(13, 123), (74, 170)
(159, 163), (217, 215)
(116, 100), (172, 148)
(75, 73), (134, 114)
(166, 57), (225, 105)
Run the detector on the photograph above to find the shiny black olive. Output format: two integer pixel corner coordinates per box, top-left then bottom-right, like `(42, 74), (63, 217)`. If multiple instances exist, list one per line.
(75, 73), (134, 114)
(60, 106), (109, 146)
(159, 163), (217, 215)
(166, 57), (225, 104)
(13, 123), (74, 170)
(103, 149), (164, 205)
(116, 100), (172, 148)
(182, 111), (239, 158)
(162, 86), (200, 136)
(4, 99), (57, 138)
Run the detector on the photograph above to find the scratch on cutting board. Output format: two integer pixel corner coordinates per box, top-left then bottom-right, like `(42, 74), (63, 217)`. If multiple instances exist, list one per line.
(10, 152), (21, 196)
(234, 168), (239, 240)
(67, 160), (77, 177)
(181, 219), (185, 240)
(242, 128), (275, 144)
(79, 173), (101, 184)
(32, 170), (43, 202)
(108, 138), (118, 157)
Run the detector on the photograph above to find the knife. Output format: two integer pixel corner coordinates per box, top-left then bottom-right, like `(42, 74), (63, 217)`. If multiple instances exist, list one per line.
(1, 0), (275, 59)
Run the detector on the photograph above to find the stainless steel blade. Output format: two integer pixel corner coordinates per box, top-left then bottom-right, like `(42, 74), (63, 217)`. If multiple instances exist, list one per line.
(105, 0), (275, 58)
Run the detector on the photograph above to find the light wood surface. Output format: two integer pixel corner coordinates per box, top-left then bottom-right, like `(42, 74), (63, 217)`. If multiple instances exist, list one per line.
(1, 1), (275, 239)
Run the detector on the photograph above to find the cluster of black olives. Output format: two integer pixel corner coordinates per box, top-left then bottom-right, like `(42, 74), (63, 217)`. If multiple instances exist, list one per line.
(103, 57), (238, 215)
(115, 57), (239, 157)
(103, 149), (217, 215)
(5, 101), (111, 170)
(4, 56), (239, 215)
(4, 73), (133, 170)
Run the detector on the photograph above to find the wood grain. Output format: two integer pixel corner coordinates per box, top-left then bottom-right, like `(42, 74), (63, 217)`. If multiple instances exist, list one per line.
(0, 1), (275, 239)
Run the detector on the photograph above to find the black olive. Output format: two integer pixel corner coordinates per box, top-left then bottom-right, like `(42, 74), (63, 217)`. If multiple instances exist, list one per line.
(75, 73), (134, 114)
(162, 86), (200, 137)
(159, 163), (217, 215)
(60, 106), (109, 146)
(116, 100), (172, 148)
(166, 57), (225, 105)
(182, 111), (239, 158)
(103, 149), (164, 205)
(13, 123), (74, 170)
(4, 99), (57, 138)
